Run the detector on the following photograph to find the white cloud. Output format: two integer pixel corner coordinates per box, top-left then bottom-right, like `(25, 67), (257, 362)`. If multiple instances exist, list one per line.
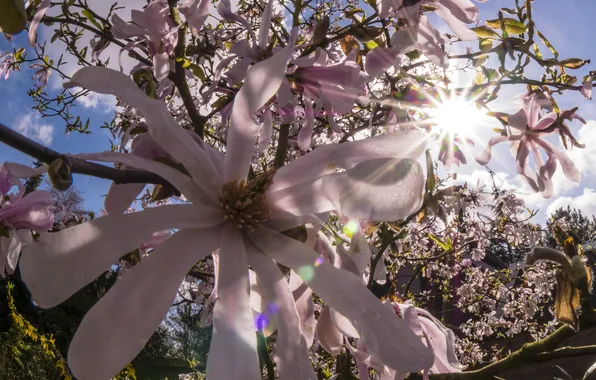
(13, 112), (55, 146)
(546, 188), (596, 218)
(76, 92), (118, 113)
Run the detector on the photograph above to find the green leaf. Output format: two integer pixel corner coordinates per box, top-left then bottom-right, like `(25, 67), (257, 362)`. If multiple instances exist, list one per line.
(176, 57), (207, 80)
(428, 233), (452, 251)
(559, 58), (590, 70)
(486, 18), (527, 34)
(405, 49), (421, 60)
(479, 38), (493, 52)
(533, 43), (542, 60)
(82, 9), (102, 30)
(536, 30), (558, 58)
(365, 40), (378, 50)
(425, 149), (435, 194)
(471, 26), (500, 39)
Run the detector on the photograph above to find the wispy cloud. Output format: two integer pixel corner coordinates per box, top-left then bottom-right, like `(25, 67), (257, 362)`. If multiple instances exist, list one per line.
(13, 111), (55, 146)
(547, 188), (596, 217)
(76, 92), (117, 113)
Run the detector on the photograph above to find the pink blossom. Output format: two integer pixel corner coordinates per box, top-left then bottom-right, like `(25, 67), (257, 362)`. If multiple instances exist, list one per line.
(0, 187), (53, 277)
(476, 93), (583, 198)
(439, 135), (474, 170)
(0, 52), (15, 80)
(375, 0), (478, 68)
(21, 37), (431, 379)
(30, 63), (52, 89)
(110, 0), (180, 81)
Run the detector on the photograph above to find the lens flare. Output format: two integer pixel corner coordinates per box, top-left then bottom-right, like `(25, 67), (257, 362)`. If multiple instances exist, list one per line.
(255, 313), (269, 331)
(297, 265), (315, 281)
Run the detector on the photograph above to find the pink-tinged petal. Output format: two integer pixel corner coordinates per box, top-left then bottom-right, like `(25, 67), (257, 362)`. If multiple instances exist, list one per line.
(153, 52), (170, 82)
(289, 270), (316, 348)
(216, 0), (256, 43)
(202, 55), (236, 102)
(68, 227), (220, 380)
(0, 190), (54, 231)
(328, 114), (342, 134)
(416, 17), (448, 68)
(315, 305), (344, 356)
(434, 3), (477, 40)
(247, 245), (317, 380)
(415, 309), (466, 372)
(440, 0), (478, 23)
(508, 108), (528, 131)
(71, 151), (214, 207)
(64, 67), (222, 199)
(350, 228), (372, 274)
(515, 138), (541, 193)
(365, 47), (400, 77)
(1, 234), (21, 277)
(258, 0), (274, 51)
(534, 138), (581, 182)
(104, 183), (145, 215)
(345, 339), (393, 377)
(257, 109), (273, 152)
(475, 135), (518, 165)
(179, 0), (210, 36)
(272, 128), (427, 192)
(271, 158), (424, 221)
(207, 224), (260, 380)
(20, 204), (224, 308)
(3, 162), (47, 178)
(390, 22), (419, 51)
(110, 14), (147, 38)
(224, 35), (296, 181)
(532, 112), (557, 131)
(377, 0), (404, 19)
(298, 98), (315, 150)
(249, 228), (435, 372)
(28, 0), (51, 46)
(581, 76), (593, 100)
(276, 78), (296, 109)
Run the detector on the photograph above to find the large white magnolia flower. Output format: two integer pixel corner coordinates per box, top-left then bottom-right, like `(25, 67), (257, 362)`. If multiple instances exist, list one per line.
(19, 38), (433, 380)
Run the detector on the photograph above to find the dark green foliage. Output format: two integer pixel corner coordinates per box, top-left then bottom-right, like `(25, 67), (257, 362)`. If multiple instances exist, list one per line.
(545, 206), (596, 250)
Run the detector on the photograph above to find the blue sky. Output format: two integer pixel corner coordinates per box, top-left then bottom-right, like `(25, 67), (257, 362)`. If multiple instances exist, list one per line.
(0, 0), (595, 222)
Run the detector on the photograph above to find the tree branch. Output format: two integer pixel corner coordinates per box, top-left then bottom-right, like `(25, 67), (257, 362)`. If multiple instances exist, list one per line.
(0, 123), (172, 187)
(168, 1), (208, 138)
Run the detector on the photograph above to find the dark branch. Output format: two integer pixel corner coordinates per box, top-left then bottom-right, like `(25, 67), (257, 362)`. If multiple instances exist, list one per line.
(0, 122), (172, 187)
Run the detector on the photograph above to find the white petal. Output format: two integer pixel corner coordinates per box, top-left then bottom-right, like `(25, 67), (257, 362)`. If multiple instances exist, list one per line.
(289, 270), (316, 348)
(20, 204), (224, 308)
(206, 224), (260, 380)
(315, 305), (344, 356)
(249, 228), (434, 372)
(272, 128), (427, 192)
(68, 227), (220, 380)
(247, 245), (317, 380)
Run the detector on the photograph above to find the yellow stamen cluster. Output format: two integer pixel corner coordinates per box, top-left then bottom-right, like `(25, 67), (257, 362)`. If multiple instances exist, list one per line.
(218, 170), (275, 231)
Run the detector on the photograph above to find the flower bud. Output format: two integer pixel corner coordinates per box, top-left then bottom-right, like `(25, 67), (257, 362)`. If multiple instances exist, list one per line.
(48, 159), (73, 191)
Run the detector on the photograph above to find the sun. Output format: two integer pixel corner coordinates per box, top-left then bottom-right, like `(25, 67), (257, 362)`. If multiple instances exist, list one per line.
(428, 98), (486, 137)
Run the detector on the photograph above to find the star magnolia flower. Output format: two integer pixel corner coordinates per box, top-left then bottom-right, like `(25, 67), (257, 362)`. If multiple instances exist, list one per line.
(369, 0), (478, 72)
(438, 134), (474, 170)
(110, 0), (181, 81)
(476, 93), (584, 198)
(20, 42), (433, 379)
(29, 63), (52, 90)
(0, 178), (53, 277)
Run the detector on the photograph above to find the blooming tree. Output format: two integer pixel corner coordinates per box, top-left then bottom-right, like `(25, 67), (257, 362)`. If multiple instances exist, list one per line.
(1, 0), (596, 379)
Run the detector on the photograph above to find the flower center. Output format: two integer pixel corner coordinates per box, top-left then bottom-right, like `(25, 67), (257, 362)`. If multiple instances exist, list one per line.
(217, 170), (275, 231)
